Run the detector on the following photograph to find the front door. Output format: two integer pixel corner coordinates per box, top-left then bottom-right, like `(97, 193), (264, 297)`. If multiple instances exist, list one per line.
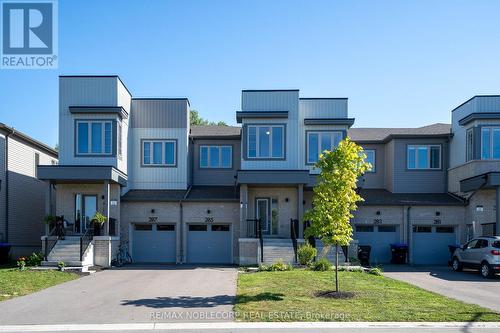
(256, 198), (278, 236)
(82, 195), (97, 232)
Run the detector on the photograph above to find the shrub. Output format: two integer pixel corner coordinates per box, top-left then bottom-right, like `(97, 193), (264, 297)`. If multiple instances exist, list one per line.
(297, 243), (317, 266)
(57, 261), (66, 271)
(312, 258), (332, 271)
(260, 259), (293, 271)
(368, 267), (383, 276)
(16, 257), (26, 270)
(26, 252), (44, 267)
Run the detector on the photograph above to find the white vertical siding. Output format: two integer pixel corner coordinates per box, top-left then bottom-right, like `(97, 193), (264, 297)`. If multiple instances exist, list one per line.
(59, 77), (125, 172)
(117, 80), (131, 174)
(241, 91), (299, 170)
(128, 128), (188, 190)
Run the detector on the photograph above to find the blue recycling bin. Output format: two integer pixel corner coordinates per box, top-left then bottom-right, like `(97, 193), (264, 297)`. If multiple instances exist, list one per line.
(0, 243), (11, 264)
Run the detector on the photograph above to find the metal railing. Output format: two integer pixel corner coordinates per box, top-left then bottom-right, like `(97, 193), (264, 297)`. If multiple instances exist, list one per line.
(44, 228), (59, 260)
(80, 227), (94, 261)
(246, 218), (263, 262)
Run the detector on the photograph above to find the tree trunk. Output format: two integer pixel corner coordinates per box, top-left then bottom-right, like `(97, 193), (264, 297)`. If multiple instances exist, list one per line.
(335, 244), (339, 293)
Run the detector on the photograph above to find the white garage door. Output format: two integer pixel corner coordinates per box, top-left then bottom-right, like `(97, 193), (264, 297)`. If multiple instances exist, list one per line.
(354, 225), (400, 264)
(412, 225), (456, 265)
(132, 224), (176, 263)
(187, 224), (232, 264)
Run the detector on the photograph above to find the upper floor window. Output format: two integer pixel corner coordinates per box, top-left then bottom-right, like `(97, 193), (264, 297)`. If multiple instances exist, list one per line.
(247, 125), (284, 159)
(364, 149), (376, 172)
(466, 128), (473, 162)
(142, 140), (176, 166)
(117, 124), (123, 159)
(200, 145), (232, 168)
(76, 120), (112, 155)
(407, 145), (441, 169)
(307, 131), (343, 164)
(481, 127), (500, 159)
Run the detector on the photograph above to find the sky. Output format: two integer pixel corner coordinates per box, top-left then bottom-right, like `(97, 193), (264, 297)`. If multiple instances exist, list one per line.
(1, 0), (500, 147)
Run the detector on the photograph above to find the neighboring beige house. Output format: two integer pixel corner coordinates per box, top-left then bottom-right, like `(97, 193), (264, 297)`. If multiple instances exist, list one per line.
(0, 123), (58, 258)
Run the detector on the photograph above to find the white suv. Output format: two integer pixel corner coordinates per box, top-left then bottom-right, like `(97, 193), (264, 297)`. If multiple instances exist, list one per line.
(452, 236), (500, 278)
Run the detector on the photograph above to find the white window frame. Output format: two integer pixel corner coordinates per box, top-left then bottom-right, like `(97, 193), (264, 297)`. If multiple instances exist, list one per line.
(480, 126), (500, 160)
(142, 140), (176, 167)
(364, 149), (376, 172)
(200, 145), (232, 168)
(407, 144), (441, 170)
(247, 125), (285, 159)
(76, 120), (113, 156)
(306, 131), (343, 164)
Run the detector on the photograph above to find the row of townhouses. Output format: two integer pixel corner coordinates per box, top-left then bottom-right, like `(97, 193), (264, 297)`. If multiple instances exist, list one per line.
(3, 75), (500, 269)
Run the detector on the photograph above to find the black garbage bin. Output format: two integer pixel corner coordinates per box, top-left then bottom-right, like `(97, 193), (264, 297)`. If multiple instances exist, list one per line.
(448, 244), (461, 266)
(358, 245), (371, 266)
(390, 243), (408, 264)
(0, 243), (11, 264)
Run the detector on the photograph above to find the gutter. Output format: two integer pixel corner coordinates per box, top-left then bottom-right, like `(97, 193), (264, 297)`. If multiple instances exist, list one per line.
(406, 206), (411, 264)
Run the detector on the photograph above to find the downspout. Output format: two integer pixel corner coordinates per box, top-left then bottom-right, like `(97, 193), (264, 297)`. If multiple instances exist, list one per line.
(4, 129), (13, 243)
(406, 206), (411, 265)
(179, 185), (193, 263)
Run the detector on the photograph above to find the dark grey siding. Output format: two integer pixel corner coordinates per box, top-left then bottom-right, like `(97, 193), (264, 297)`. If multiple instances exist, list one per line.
(130, 99), (189, 128)
(391, 138), (448, 193)
(191, 139), (240, 186)
(360, 143), (385, 189)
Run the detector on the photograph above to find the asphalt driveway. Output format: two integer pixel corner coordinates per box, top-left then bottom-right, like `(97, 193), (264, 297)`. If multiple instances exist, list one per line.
(0, 265), (237, 324)
(384, 265), (500, 312)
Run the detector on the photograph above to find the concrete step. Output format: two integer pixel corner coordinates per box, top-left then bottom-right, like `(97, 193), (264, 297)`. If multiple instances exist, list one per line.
(41, 261), (91, 272)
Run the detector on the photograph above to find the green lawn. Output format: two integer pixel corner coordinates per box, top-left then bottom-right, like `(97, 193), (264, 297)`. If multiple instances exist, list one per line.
(236, 270), (500, 322)
(0, 266), (79, 301)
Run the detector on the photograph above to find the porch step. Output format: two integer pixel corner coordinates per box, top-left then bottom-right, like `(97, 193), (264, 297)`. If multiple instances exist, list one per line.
(262, 239), (296, 265)
(46, 238), (94, 267)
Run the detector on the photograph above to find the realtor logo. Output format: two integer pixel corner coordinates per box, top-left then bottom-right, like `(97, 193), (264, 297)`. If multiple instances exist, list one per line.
(1, 0), (58, 69)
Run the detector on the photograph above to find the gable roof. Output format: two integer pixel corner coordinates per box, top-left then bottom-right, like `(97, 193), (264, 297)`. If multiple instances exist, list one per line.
(348, 123), (451, 143)
(0, 123), (58, 157)
(190, 125), (241, 139)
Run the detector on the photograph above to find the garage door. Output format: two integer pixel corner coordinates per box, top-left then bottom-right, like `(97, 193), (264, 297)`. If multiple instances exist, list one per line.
(132, 224), (176, 263)
(187, 224), (232, 264)
(354, 225), (400, 264)
(412, 225), (456, 265)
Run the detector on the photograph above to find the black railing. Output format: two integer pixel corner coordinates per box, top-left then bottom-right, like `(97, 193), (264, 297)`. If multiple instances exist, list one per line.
(80, 227), (93, 261)
(290, 218), (299, 263)
(44, 228), (59, 260)
(246, 218), (263, 262)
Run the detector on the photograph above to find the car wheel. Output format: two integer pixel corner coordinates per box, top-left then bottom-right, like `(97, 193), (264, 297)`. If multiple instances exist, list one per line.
(452, 257), (462, 272)
(480, 262), (494, 279)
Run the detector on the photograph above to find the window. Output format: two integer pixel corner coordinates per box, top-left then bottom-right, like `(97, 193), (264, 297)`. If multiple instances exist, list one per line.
(134, 224), (152, 231)
(364, 149), (376, 172)
(189, 224), (207, 231)
(466, 128), (473, 161)
(76, 120), (113, 155)
(436, 226), (454, 233)
(200, 145), (232, 168)
(378, 225), (396, 232)
(118, 124), (122, 159)
(474, 239), (488, 248)
(211, 224), (230, 231)
(355, 225), (374, 232)
(466, 239), (478, 249)
(407, 145), (441, 169)
(481, 127), (500, 160)
(247, 125), (284, 159)
(307, 131), (343, 163)
(142, 140), (176, 166)
(157, 224), (175, 231)
(413, 226), (432, 233)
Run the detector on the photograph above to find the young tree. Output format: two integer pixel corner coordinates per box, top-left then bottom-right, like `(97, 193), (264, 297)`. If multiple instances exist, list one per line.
(190, 110), (227, 126)
(304, 138), (370, 293)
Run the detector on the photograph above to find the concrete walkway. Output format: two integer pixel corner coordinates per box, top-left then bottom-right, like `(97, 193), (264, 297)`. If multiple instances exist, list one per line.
(0, 265), (237, 324)
(384, 265), (500, 312)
